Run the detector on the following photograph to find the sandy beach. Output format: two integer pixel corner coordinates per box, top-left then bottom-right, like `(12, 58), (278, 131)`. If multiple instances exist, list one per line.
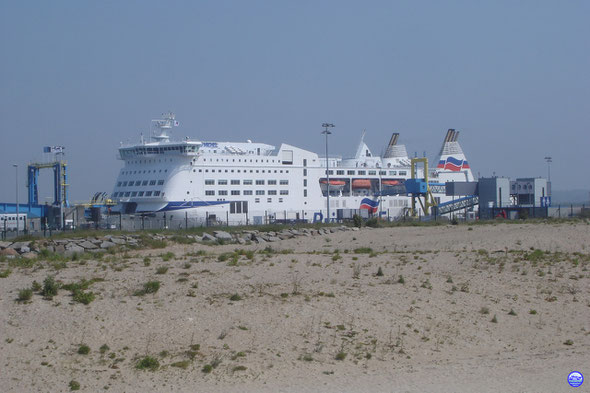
(1, 221), (588, 392)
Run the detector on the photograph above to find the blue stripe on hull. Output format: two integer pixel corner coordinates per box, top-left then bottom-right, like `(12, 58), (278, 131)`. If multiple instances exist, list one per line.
(149, 201), (229, 212)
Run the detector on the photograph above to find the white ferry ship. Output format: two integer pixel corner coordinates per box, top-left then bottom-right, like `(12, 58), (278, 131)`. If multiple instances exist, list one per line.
(110, 113), (475, 224)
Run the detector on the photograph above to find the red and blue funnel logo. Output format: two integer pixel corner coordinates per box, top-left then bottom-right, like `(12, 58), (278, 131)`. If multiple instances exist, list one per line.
(437, 157), (470, 172)
(360, 198), (379, 213)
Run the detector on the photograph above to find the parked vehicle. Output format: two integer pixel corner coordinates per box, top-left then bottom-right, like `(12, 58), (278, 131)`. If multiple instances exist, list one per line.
(0, 214), (27, 232)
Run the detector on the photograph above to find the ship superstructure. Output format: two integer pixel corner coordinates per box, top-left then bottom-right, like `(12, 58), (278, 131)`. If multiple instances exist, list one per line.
(110, 113), (475, 224)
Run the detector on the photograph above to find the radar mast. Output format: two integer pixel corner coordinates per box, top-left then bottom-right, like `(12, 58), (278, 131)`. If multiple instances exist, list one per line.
(151, 112), (177, 142)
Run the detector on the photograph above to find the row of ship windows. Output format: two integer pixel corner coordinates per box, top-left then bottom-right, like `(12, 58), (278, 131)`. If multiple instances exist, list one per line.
(257, 198), (283, 203)
(122, 169), (168, 175)
(125, 159), (175, 164)
(205, 179), (289, 186)
(220, 198), (285, 204)
(113, 191), (161, 198)
(326, 170), (407, 176)
(205, 190), (289, 196)
(117, 180), (165, 187)
(201, 158), (279, 163)
(194, 168), (290, 174)
(121, 146), (198, 158)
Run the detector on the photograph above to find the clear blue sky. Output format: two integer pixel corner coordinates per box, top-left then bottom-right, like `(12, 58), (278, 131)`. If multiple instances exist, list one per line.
(1, 1), (588, 203)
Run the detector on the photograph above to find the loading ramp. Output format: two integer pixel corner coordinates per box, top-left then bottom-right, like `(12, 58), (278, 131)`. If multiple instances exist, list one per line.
(434, 195), (479, 216)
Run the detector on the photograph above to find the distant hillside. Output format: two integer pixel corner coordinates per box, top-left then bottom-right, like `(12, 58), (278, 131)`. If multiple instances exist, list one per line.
(550, 189), (590, 205)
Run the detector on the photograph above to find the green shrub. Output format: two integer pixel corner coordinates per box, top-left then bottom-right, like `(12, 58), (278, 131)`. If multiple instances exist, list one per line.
(17, 288), (33, 302)
(161, 252), (175, 262)
(354, 247), (373, 254)
(62, 278), (103, 292)
(156, 266), (169, 274)
(77, 344), (90, 355)
(376, 267), (384, 277)
(0, 269), (12, 278)
(136, 356), (160, 371)
(69, 380), (81, 391)
(525, 249), (544, 262)
(73, 290), (95, 305)
(135, 281), (160, 296)
(42, 276), (59, 299)
(365, 217), (380, 228)
(232, 365), (247, 372)
(397, 275), (405, 284)
(302, 353), (313, 362)
(564, 339), (574, 345)
(171, 235), (196, 245)
(171, 360), (190, 369)
(140, 237), (167, 249)
(335, 351), (347, 360)
(99, 344), (110, 354)
(202, 364), (213, 373)
(352, 214), (362, 228)
(31, 281), (42, 291)
(229, 293), (242, 301)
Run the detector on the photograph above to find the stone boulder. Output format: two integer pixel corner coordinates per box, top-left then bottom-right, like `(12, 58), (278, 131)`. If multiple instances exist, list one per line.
(0, 248), (18, 257)
(18, 246), (31, 254)
(64, 244), (85, 257)
(100, 241), (116, 249)
(201, 233), (216, 242)
(79, 241), (97, 250)
(213, 231), (233, 241)
(10, 241), (30, 252)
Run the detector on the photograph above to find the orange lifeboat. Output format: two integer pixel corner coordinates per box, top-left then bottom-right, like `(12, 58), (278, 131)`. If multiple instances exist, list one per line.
(320, 180), (346, 186)
(382, 180), (401, 187)
(320, 179), (346, 192)
(352, 179), (371, 189)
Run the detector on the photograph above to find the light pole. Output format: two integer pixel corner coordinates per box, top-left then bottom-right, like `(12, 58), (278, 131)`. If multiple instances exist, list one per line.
(322, 123), (334, 223)
(13, 164), (19, 236)
(544, 156), (552, 182)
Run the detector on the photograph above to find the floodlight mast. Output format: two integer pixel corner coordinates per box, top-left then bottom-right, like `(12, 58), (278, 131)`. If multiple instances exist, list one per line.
(322, 123), (335, 223)
(544, 156), (552, 181)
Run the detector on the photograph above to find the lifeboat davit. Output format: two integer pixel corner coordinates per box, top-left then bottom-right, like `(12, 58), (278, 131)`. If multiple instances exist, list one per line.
(352, 179), (372, 189)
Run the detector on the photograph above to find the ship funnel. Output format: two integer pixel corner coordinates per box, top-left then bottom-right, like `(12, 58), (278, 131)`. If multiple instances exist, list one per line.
(383, 132), (408, 159)
(436, 128), (474, 181)
(444, 129), (454, 143)
(388, 133), (399, 147)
